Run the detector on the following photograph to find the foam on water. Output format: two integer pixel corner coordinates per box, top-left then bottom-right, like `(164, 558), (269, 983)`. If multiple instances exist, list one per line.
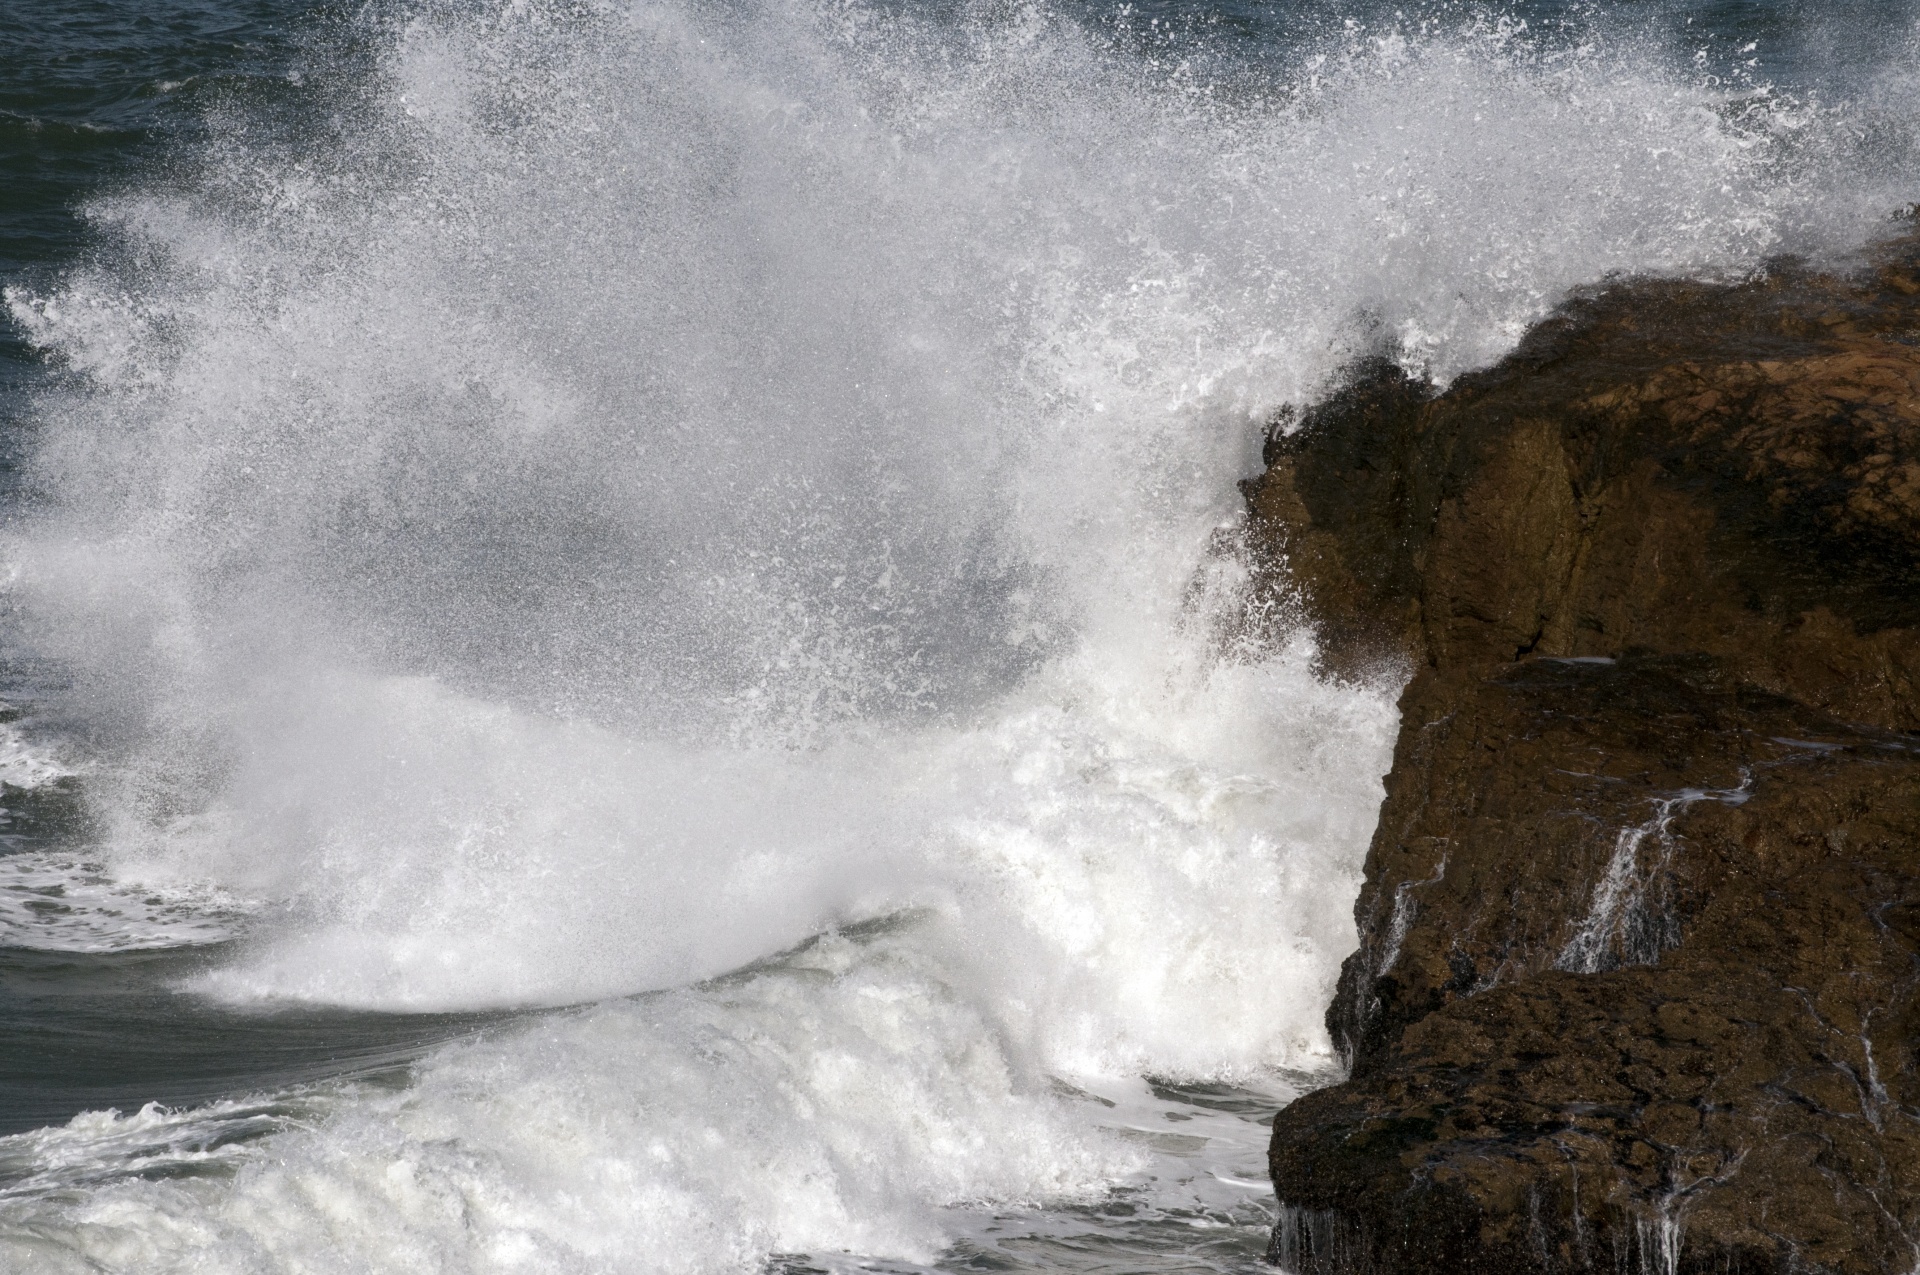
(0, 924), (1123, 1272)
(1, 0), (1916, 1269)
(0, 718), (72, 793)
(0, 1094), (316, 1201)
(0, 918), (1308, 1274)
(0, 852), (254, 951)
(0, 716), (247, 954)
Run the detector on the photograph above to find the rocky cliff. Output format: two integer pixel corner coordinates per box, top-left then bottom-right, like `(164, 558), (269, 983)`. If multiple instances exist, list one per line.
(1251, 228), (1920, 1274)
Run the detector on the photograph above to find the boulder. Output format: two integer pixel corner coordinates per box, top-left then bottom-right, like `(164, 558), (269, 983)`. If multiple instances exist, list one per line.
(1251, 229), (1920, 1274)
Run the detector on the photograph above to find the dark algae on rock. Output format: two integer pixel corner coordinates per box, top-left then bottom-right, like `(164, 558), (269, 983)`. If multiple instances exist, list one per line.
(1251, 229), (1920, 1274)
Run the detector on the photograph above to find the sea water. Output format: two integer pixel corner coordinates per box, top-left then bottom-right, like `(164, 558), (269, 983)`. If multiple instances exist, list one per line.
(0, 1), (1915, 1270)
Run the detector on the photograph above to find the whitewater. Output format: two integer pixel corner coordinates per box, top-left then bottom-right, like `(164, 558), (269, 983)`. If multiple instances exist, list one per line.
(0, 0), (1915, 1270)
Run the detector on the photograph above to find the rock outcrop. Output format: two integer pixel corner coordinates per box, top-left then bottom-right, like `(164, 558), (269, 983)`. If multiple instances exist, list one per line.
(1252, 229), (1920, 1274)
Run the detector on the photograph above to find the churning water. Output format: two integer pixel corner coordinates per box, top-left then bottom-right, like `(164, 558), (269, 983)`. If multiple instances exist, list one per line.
(0, 0), (1916, 1270)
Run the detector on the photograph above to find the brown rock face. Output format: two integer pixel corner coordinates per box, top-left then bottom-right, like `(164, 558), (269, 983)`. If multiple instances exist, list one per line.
(1252, 231), (1920, 1274)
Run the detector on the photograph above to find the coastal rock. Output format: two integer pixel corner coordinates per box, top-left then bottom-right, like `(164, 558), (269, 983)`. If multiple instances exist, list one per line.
(1252, 230), (1920, 1273)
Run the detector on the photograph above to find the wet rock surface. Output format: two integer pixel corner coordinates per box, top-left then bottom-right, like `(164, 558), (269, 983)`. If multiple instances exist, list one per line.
(1251, 230), (1920, 1274)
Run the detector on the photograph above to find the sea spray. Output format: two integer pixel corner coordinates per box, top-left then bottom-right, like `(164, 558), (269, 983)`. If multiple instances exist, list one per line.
(0, 0), (1914, 1270)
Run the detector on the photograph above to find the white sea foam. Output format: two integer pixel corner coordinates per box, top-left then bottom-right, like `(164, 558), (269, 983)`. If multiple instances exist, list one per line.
(0, 717), (72, 792)
(0, 920), (1310, 1274)
(0, 927), (1136, 1273)
(0, 853), (255, 952)
(0, 0), (1914, 1269)
(0, 1096), (314, 1201)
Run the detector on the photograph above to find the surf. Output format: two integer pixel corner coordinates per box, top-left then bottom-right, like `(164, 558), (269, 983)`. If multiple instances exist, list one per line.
(0, 0), (1914, 1269)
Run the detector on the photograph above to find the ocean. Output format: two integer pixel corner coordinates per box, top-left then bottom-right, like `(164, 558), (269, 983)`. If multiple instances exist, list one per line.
(0, 0), (1914, 1270)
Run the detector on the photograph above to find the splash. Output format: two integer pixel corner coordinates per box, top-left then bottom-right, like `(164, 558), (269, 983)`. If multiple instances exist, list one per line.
(4, 0), (1890, 1011)
(0, 0), (1913, 1269)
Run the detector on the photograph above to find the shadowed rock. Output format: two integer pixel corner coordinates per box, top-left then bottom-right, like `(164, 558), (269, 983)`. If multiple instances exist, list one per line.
(1250, 227), (1920, 1274)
